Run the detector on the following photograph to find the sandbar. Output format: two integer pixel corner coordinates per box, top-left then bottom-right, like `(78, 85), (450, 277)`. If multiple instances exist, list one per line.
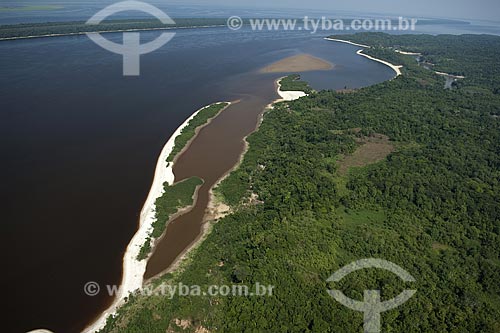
(260, 54), (333, 73)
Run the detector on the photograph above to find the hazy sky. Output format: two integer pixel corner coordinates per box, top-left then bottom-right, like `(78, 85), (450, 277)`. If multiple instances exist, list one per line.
(9, 0), (500, 21)
(189, 0), (500, 21)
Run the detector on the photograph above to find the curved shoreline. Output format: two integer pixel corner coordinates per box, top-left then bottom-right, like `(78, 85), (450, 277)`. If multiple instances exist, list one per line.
(142, 101), (234, 281)
(276, 77), (308, 101)
(324, 37), (402, 78)
(325, 37), (469, 87)
(356, 49), (402, 77)
(81, 102), (229, 333)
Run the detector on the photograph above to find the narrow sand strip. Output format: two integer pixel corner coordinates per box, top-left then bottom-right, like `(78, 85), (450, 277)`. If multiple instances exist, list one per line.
(323, 37), (370, 48)
(434, 71), (465, 79)
(324, 38), (402, 78)
(356, 49), (402, 77)
(395, 50), (422, 56)
(81, 102), (230, 333)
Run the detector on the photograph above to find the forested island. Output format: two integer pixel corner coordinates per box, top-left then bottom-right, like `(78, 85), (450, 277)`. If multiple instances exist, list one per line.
(98, 33), (499, 332)
(137, 102), (229, 260)
(279, 74), (314, 94)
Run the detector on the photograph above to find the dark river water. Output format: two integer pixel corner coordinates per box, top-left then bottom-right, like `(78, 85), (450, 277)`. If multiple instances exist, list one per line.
(1, 26), (395, 333)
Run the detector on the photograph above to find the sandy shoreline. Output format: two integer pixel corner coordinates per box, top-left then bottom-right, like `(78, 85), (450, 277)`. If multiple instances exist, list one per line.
(324, 37), (402, 78)
(325, 37), (468, 86)
(395, 49), (422, 56)
(81, 102), (230, 333)
(356, 50), (402, 77)
(142, 101), (233, 281)
(276, 78), (308, 101)
(434, 71), (465, 79)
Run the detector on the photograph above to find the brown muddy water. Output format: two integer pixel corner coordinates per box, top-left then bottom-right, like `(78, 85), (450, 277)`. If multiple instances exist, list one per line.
(144, 78), (278, 279)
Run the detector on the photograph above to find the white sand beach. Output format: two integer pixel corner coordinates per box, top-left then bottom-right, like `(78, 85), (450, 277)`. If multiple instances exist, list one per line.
(395, 50), (422, 56)
(265, 77), (308, 110)
(434, 71), (465, 79)
(277, 78), (307, 101)
(81, 102), (230, 333)
(324, 38), (402, 78)
(356, 50), (403, 77)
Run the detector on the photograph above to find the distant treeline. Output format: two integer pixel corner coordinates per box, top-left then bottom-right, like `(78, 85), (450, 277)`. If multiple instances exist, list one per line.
(0, 17), (469, 40)
(0, 18), (229, 39)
